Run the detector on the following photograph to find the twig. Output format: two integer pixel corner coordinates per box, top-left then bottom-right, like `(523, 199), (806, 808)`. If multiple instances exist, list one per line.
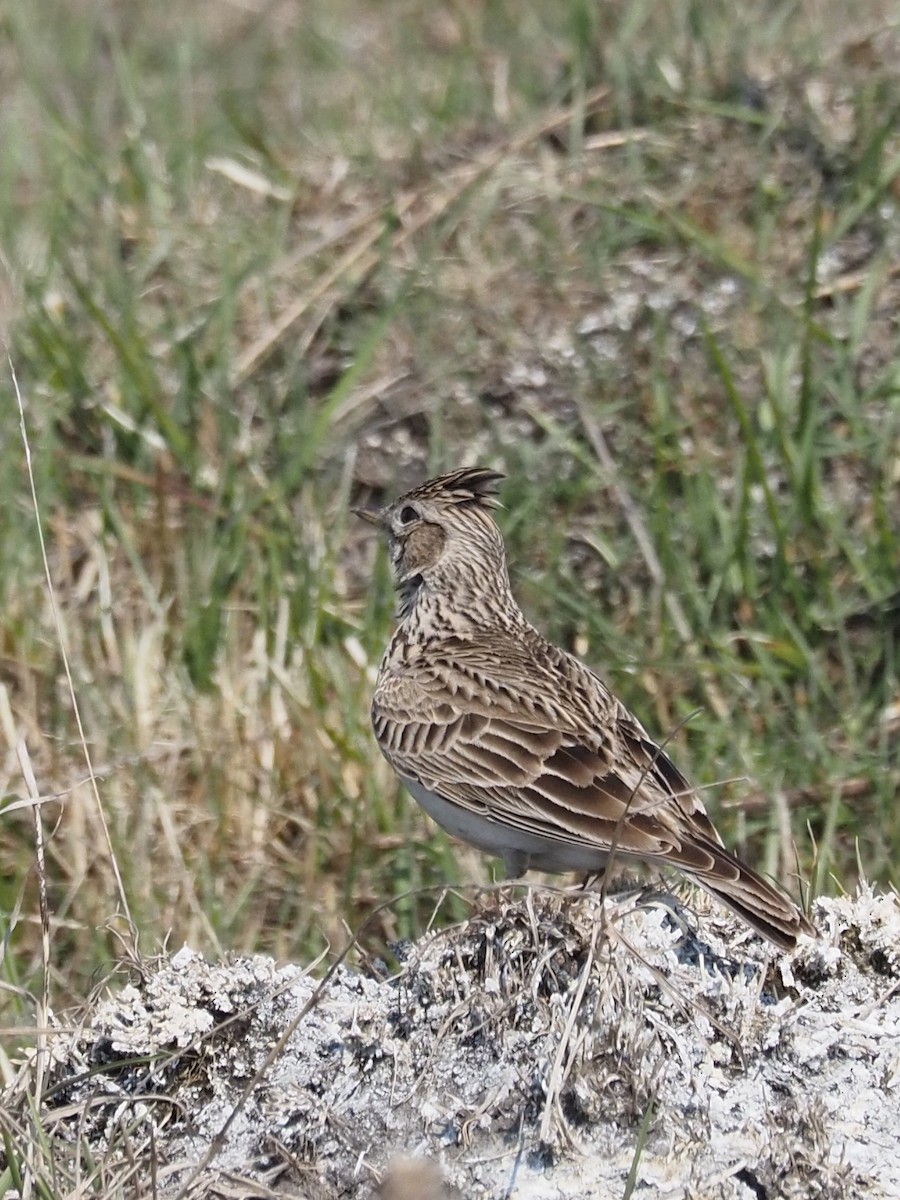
(730, 775), (882, 815)
(539, 919), (599, 1145)
(16, 744), (50, 1126)
(10, 354), (135, 933)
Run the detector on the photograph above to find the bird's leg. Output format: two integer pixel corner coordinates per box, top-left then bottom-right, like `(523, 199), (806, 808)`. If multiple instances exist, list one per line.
(578, 870), (605, 892)
(577, 869), (645, 898)
(500, 849), (531, 879)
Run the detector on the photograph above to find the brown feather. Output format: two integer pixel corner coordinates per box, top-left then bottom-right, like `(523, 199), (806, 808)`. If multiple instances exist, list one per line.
(362, 468), (817, 951)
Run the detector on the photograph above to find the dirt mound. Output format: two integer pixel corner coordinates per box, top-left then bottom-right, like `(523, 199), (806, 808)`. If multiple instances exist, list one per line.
(5, 887), (899, 1198)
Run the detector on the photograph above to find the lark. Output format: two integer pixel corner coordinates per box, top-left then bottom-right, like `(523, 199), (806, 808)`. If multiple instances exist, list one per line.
(356, 467), (815, 950)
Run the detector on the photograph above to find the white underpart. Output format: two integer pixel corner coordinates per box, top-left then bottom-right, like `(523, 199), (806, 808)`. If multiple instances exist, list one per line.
(402, 776), (617, 877)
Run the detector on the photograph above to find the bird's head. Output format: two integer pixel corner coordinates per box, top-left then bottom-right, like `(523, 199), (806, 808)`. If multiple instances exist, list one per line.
(354, 467), (507, 615)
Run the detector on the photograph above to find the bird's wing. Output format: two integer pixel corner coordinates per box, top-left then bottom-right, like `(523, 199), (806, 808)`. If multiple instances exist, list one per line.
(373, 634), (816, 948)
(371, 639), (725, 869)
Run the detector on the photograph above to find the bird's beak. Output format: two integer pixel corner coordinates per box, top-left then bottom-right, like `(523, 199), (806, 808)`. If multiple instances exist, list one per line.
(352, 505), (384, 528)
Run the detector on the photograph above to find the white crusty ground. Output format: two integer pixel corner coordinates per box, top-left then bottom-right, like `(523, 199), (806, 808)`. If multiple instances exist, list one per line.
(27, 885), (900, 1199)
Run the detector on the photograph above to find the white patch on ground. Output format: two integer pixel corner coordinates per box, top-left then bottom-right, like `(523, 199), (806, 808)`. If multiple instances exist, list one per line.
(17, 885), (900, 1198)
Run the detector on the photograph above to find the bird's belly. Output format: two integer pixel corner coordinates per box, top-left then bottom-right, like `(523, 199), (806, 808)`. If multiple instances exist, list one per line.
(401, 776), (613, 875)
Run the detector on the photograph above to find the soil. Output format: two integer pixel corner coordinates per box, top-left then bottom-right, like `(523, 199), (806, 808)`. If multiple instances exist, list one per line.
(23, 885), (900, 1198)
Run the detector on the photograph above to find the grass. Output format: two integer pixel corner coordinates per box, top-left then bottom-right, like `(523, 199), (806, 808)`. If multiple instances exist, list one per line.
(0, 0), (898, 1183)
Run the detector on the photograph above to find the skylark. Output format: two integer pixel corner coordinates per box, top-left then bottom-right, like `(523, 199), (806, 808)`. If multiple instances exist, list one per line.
(356, 467), (815, 950)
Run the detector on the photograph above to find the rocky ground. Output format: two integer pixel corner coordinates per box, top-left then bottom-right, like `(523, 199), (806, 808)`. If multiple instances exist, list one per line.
(7, 884), (899, 1199)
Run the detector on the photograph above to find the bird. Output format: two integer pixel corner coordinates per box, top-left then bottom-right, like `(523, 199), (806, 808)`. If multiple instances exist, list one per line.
(355, 466), (816, 951)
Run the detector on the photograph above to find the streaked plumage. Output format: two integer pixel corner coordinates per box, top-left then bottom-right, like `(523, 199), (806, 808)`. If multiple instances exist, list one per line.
(357, 467), (815, 951)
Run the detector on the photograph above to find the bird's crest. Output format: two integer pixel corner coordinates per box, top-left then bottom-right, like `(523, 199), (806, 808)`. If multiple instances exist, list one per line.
(400, 467), (505, 511)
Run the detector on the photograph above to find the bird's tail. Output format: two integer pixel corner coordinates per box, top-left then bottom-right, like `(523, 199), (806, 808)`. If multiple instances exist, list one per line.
(688, 843), (816, 951)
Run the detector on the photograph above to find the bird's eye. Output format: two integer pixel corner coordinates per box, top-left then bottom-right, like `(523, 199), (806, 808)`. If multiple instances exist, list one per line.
(399, 504), (419, 524)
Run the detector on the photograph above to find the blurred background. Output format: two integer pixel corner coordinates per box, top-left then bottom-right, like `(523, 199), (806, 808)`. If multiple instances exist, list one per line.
(1, 0), (898, 1021)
